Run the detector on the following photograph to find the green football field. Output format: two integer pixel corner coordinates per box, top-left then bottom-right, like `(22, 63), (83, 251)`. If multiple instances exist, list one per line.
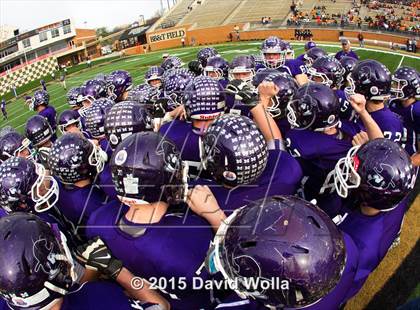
(0, 41), (419, 309)
(1, 41), (419, 133)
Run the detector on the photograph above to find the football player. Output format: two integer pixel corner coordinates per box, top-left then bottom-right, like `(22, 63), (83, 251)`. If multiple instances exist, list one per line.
(203, 56), (230, 88)
(0, 131), (32, 162)
(160, 55), (183, 71)
(144, 66), (165, 89)
(66, 87), (85, 111)
(346, 59), (404, 143)
(389, 66), (420, 162)
(296, 40), (317, 62)
(188, 47), (219, 76)
(339, 56), (358, 90)
(303, 46), (328, 67)
(206, 196), (359, 310)
(324, 139), (416, 298)
(79, 79), (108, 115)
(0, 213), (170, 310)
(48, 133), (108, 230)
(86, 132), (224, 309)
(106, 70), (133, 102)
(160, 76), (225, 178)
(25, 115), (55, 168)
(57, 109), (86, 136)
(285, 83), (383, 200)
(31, 89), (57, 141)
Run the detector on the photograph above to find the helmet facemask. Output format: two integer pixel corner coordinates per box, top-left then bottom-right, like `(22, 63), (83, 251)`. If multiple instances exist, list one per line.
(31, 163), (59, 213)
(334, 145), (362, 198)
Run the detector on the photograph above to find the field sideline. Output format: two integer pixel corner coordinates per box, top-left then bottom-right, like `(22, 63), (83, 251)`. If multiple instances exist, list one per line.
(0, 41), (419, 309)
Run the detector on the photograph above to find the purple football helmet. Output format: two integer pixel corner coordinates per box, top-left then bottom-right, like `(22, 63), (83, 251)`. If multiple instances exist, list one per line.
(82, 79), (108, 103)
(284, 41), (294, 59)
(161, 56), (183, 71)
(339, 56), (358, 83)
(127, 84), (160, 105)
(197, 47), (219, 67)
(266, 73), (298, 119)
(202, 114), (268, 187)
(260, 36), (287, 69)
(25, 115), (53, 147)
(304, 47), (328, 66)
(207, 195), (346, 308)
(0, 213), (76, 309)
(110, 132), (188, 204)
(106, 70), (133, 101)
(48, 133), (107, 184)
(145, 66), (165, 88)
(104, 101), (153, 150)
(31, 90), (50, 110)
(334, 138), (416, 211)
(184, 76), (225, 121)
(308, 56), (345, 88)
(304, 41), (317, 51)
(228, 55), (256, 83)
(252, 68), (281, 87)
(163, 68), (195, 107)
(391, 66), (420, 100)
(346, 59), (391, 101)
(0, 157), (58, 213)
(0, 132), (32, 162)
(84, 98), (114, 138)
(287, 83), (340, 131)
(58, 110), (82, 134)
(203, 56), (229, 80)
(66, 87), (85, 108)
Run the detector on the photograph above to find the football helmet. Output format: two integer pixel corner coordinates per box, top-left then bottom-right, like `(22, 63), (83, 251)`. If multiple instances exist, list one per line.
(110, 132), (188, 205)
(48, 133), (107, 184)
(162, 68), (195, 107)
(339, 56), (358, 83)
(66, 87), (85, 108)
(201, 114), (268, 187)
(127, 84), (160, 105)
(161, 56), (183, 71)
(25, 115), (53, 147)
(106, 70), (133, 101)
(0, 213), (76, 309)
(184, 76), (225, 120)
(287, 83), (340, 131)
(58, 110), (82, 134)
(228, 55), (256, 83)
(145, 66), (165, 88)
(334, 138), (416, 211)
(203, 56), (229, 80)
(0, 157), (58, 213)
(31, 90), (50, 110)
(0, 132), (32, 162)
(304, 41), (317, 51)
(266, 73), (298, 119)
(345, 59), (391, 101)
(391, 66), (420, 100)
(104, 101), (152, 149)
(304, 47), (327, 66)
(197, 47), (219, 67)
(284, 41), (295, 59)
(82, 79), (108, 103)
(84, 98), (114, 138)
(260, 36), (287, 69)
(308, 56), (345, 88)
(207, 195), (346, 308)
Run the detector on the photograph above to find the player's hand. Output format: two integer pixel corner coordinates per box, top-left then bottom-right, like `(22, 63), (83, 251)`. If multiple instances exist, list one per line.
(352, 131), (369, 146)
(187, 185), (221, 216)
(258, 81), (279, 101)
(349, 94), (367, 114)
(226, 79), (258, 108)
(169, 104), (186, 120)
(153, 98), (169, 118)
(188, 60), (203, 75)
(76, 236), (123, 280)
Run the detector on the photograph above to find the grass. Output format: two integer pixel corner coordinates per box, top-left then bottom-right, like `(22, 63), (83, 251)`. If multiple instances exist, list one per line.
(0, 41), (419, 308)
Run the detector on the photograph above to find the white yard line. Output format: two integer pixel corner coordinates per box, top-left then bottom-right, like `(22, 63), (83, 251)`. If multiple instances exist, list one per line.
(397, 55), (406, 68)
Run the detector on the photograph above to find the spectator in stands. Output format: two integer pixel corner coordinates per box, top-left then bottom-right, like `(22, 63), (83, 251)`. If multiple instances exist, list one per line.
(358, 32), (364, 47)
(335, 39), (359, 60)
(1, 99), (7, 120)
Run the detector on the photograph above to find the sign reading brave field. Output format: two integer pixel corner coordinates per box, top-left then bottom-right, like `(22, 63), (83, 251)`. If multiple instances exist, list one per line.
(148, 28), (186, 43)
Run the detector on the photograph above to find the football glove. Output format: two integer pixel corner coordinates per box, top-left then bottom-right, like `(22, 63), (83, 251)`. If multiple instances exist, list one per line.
(188, 60), (203, 76)
(76, 236), (123, 279)
(225, 79), (259, 108)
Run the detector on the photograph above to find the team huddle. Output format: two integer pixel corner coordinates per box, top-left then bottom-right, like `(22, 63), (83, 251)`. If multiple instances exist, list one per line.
(0, 35), (418, 310)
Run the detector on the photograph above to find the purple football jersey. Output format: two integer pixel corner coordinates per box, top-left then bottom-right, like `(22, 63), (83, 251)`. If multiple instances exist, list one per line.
(336, 196), (409, 299)
(86, 201), (215, 309)
(336, 89), (355, 121)
(389, 99), (420, 155)
(225, 93), (253, 118)
(62, 281), (159, 310)
(38, 105), (57, 131)
(335, 50), (359, 61)
(296, 53), (306, 62)
(284, 58), (305, 76)
(99, 137), (113, 158)
(57, 181), (106, 229)
(193, 143), (303, 213)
